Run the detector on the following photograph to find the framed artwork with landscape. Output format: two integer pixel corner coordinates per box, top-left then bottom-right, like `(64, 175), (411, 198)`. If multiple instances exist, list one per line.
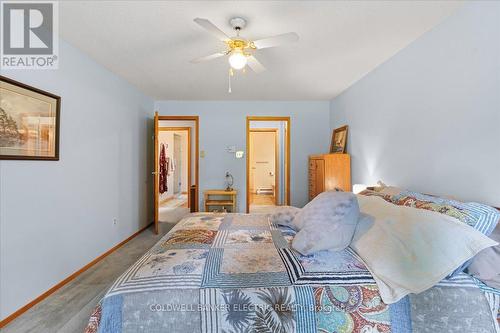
(330, 125), (348, 154)
(0, 76), (60, 160)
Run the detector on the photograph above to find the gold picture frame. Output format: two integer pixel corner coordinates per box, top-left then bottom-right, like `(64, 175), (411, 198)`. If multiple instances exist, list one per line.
(330, 125), (348, 154)
(0, 76), (61, 160)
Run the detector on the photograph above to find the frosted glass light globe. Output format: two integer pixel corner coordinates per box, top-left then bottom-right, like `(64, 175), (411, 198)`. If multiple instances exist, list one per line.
(228, 51), (247, 70)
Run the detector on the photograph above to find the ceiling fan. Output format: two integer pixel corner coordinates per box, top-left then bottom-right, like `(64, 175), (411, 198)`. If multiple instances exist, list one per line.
(190, 17), (299, 91)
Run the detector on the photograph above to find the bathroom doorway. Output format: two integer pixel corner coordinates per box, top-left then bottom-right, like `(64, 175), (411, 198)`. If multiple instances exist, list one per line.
(246, 116), (290, 213)
(249, 129), (278, 206)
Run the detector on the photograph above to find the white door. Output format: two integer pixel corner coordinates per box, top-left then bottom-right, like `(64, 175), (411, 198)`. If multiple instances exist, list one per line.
(173, 133), (181, 194)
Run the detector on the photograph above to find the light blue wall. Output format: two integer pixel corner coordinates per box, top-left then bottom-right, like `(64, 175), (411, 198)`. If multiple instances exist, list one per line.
(155, 101), (331, 212)
(0, 40), (154, 320)
(330, 2), (500, 207)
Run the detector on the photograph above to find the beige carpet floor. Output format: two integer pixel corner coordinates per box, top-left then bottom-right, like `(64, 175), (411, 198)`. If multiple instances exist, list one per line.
(159, 194), (190, 223)
(1, 223), (173, 333)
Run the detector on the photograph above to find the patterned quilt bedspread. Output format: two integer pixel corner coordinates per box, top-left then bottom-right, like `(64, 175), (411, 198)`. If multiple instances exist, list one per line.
(86, 213), (500, 333)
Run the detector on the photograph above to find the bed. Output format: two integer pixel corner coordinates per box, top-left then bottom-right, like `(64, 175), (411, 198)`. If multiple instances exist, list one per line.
(85, 204), (500, 332)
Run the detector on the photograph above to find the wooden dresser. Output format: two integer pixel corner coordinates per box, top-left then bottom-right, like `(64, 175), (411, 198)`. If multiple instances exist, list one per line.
(309, 154), (351, 200)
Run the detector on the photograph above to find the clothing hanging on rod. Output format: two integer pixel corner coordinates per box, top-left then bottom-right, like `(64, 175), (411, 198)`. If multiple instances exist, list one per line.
(159, 143), (168, 194)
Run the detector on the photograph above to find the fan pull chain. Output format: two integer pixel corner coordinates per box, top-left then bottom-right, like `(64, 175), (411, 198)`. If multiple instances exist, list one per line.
(228, 68), (234, 93)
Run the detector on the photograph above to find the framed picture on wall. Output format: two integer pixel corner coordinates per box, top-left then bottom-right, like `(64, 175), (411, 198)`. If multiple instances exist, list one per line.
(0, 76), (61, 160)
(330, 125), (348, 154)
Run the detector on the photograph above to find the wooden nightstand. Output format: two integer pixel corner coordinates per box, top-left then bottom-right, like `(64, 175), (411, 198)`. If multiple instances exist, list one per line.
(204, 189), (237, 213)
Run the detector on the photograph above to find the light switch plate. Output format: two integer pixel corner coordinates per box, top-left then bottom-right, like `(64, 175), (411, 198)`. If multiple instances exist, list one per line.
(235, 151), (244, 158)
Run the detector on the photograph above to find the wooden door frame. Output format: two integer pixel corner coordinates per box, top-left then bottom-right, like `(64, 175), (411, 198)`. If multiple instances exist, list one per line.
(246, 116), (290, 213)
(154, 114), (199, 234)
(249, 128), (279, 205)
(157, 127), (191, 208)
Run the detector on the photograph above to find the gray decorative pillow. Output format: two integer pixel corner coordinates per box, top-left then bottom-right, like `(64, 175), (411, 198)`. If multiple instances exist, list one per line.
(269, 206), (301, 229)
(468, 223), (500, 289)
(292, 191), (360, 255)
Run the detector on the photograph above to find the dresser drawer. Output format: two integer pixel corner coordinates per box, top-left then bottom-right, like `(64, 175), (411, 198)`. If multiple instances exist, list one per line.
(308, 154), (351, 199)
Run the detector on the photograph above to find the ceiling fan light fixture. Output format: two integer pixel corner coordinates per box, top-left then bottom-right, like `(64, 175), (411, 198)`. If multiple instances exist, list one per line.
(228, 50), (247, 70)
(192, 16), (299, 92)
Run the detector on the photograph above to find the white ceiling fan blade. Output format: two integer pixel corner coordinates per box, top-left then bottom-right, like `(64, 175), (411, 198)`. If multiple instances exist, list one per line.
(193, 18), (230, 42)
(247, 55), (266, 73)
(190, 52), (226, 64)
(252, 32), (299, 49)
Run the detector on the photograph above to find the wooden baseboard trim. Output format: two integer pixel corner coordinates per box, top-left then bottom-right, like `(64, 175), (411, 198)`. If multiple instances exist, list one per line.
(0, 222), (153, 328)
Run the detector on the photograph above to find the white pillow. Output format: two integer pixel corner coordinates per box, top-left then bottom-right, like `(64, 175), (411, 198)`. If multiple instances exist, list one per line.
(269, 206), (301, 229)
(292, 191), (360, 255)
(352, 195), (498, 303)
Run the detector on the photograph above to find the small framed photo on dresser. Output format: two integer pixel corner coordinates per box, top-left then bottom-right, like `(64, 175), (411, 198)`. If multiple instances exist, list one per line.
(0, 76), (61, 160)
(330, 125), (348, 154)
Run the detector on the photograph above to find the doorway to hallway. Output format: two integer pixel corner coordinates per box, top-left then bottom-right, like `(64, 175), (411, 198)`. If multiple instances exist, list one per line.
(153, 114), (199, 233)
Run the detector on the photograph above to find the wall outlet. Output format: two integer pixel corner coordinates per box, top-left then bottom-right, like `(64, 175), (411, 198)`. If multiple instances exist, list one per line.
(113, 218), (118, 225)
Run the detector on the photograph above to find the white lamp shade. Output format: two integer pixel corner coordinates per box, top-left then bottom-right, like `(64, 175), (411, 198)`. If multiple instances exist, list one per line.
(228, 51), (247, 70)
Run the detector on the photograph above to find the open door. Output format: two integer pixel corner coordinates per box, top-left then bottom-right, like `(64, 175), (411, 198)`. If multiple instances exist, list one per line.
(153, 112), (159, 234)
(154, 115), (199, 233)
(157, 127), (191, 210)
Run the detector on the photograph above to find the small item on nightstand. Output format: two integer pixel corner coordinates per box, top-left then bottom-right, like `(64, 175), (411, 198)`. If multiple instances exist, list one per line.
(225, 172), (234, 191)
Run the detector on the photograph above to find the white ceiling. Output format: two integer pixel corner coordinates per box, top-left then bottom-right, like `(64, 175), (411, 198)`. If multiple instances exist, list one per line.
(60, 1), (463, 100)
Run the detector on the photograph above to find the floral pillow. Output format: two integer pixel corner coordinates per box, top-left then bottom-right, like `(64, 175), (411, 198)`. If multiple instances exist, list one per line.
(358, 189), (394, 203)
(393, 191), (499, 232)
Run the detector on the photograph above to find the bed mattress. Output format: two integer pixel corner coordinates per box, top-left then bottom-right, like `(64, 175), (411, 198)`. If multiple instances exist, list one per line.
(85, 213), (500, 333)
